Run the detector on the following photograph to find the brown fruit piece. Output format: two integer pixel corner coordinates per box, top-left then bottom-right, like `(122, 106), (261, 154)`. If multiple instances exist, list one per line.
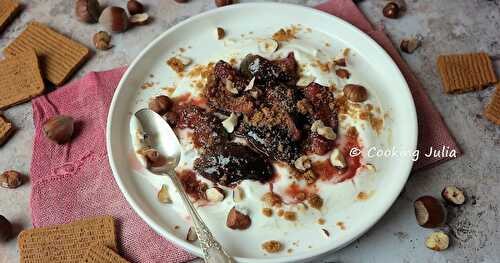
(261, 192), (283, 207)
(383, 2), (400, 19)
(75, 0), (100, 23)
(93, 31), (112, 50)
(215, 0), (233, 7)
(0, 170), (23, 189)
(343, 84), (368, 102)
(414, 196), (447, 228)
(425, 231), (449, 251)
(226, 207), (251, 230)
(0, 215), (12, 241)
(99, 6), (128, 33)
(441, 186), (466, 206)
(43, 115), (74, 144)
(149, 95), (173, 115)
(127, 0), (144, 15)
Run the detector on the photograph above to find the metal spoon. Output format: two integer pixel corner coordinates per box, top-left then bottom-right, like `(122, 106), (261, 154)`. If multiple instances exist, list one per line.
(134, 108), (233, 263)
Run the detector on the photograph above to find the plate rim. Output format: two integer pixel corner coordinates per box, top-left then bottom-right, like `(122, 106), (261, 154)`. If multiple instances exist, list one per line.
(106, 2), (418, 262)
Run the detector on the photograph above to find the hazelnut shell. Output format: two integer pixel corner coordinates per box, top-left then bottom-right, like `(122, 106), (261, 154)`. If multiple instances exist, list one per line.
(0, 215), (12, 241)
(43, 115), (75, 144)
(414, 196), (447, 228)
(0, 170), (23, 189)
(441, 186), (466, 206)
(99, 6), (128, 33)
(127, 0), (144, 15)
(75, 0), (100, 23)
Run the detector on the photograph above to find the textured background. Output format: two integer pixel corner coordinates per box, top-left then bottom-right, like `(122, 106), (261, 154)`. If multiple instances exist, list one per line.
(0, 0), (499, 262)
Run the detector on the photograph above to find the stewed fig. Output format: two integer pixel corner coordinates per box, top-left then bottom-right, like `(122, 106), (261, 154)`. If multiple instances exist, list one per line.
(414, 196), (447, 228)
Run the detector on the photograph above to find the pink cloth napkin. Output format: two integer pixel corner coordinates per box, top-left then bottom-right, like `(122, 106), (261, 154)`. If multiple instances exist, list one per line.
(29, 1), (461, 263)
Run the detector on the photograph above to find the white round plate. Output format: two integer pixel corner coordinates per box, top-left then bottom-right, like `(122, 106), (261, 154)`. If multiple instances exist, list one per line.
(107, 3), (417, 263)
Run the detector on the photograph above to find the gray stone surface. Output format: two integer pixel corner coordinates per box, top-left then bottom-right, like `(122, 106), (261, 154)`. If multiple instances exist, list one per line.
(0, 0), (499, 262)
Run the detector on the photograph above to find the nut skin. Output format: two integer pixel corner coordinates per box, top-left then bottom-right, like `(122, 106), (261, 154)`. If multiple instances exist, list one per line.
(43, 115), (75, 144)
(414, 196), (447, 228)
(383, 2), (400, 19)
(441, 186), (466, 206)
(0, 170), (23, 189)
(99, 6), (128, 33)
(0, 215), (12, 241)
(215, 0), (233, 7)
(75, 0), (100, 23)
(149, 95), (173, 115)
(127, 0), (144, 15)
(226, 207), (251, 230)
(93, 31), (112, 50)
(343, 84), (368, 102)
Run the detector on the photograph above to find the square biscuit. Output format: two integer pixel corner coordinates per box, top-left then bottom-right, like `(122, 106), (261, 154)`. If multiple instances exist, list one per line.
(0, 0), (22, 33)
(0, 49), (44, 110)
(18, 216), (117, 263)
(4, 21), (90, 86)
(437, 52), (497, 94)
(0, 114), (15, 146)
(484, 84), (500, 125)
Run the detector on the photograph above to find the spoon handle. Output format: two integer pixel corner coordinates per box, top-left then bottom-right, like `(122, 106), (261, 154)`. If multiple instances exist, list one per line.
(168, 172), (234, 263)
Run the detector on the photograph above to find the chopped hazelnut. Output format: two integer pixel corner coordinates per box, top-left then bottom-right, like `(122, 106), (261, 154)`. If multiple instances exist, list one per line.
(294, 155), (311, 172)
(262, 240), (283, 253)
(441, 186), (466, 206)
(425, 231), (449, 251)
(335, 68), (351, 79)
(261, 192), (283, 207)
(302, 170), (317, 184)
(262, 208), (273, 217)
(0, 170), (23, 189)
(186, 226), (198, 242)
(283, 211), (297, 221)
(206, 187), (225, 202)
(216, 27), (225, 40)
(157, 184), (172, 204)
(330, 148), (347, 169)
(307, 193), (323, 209)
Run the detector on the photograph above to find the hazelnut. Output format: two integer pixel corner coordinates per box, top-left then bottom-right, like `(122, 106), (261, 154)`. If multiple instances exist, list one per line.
(261, 192), (283, 207)
(0, 215), (12, 241)
(99, 6), (128, 33)
(43, 115), (74, 144)
(335, 68), (351, 79)
(75, 0), (100, 23)
(441, 186), (466, 206)
(0, 170), (23, 189)
(414, 196), (447, 228)
(294, 155), (311, 172)
(129, 13), (151, 26)
(343, 84), (368, 102)
(330, 148), (347, 169)
(157, 184), (172, 204)
(149, 95), (173, 115)
(143, 148), (167, 167)
(232, 187), (245, 202)
(262, 240), (283, 253)
(221, 113), (239, 133)
(425, 231), (449, 251)
(400, 36), (422, 54)
(127, 0), (144, 15)
(307, 193), (323, 209)
(383, 2), (400, 19)
(215, 0), (233, 7)
(93, 31), (112, 50)
(216, 27), (225, 40)
(226, 207), (251, 230)
(186, 226), (198, 242)
(206, 187), (225, 202)
(334, 58), (346, 67)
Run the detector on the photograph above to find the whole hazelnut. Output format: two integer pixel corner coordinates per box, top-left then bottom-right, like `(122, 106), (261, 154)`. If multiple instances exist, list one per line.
(441, 186), (466, 206)
(99, 6), (128, 33)
(383, 2), (400, 19)
(0, 215), (12, 241)
(215, 0), (233, 7)
(43, 115), (75, 144)
(343, 84), (368, 102)
(93, 31), (112, 50)
(75, 0), (101, 23)
(0, 170), (23, 189)
(127, 0), (144, 15)
(149, 95), (173, 115)
(414, 196), (447, 228)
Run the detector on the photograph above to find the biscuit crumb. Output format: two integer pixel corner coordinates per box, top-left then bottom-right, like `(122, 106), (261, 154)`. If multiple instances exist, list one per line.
(262, 240), (283, 253)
